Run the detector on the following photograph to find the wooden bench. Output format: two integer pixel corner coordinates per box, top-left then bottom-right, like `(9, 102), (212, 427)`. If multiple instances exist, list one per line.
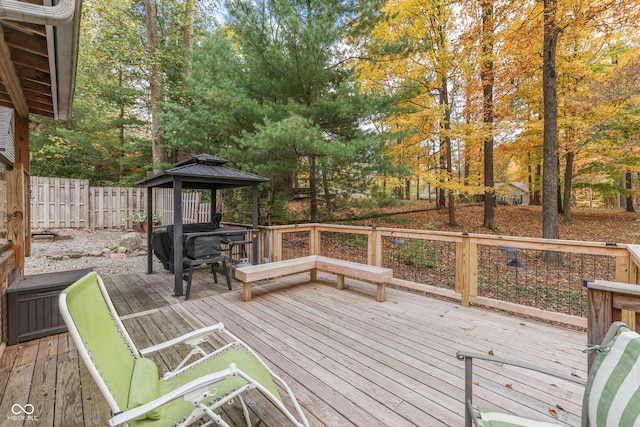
(235, 255), (393, 302)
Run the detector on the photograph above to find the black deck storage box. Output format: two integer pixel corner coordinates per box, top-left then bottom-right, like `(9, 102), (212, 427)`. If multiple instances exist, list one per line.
(7, 268), (92, 345)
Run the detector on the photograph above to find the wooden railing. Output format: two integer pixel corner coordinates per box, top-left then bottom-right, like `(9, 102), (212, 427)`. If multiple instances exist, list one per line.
(627, 244), (640, 284)
(258, 223), (635, 328)
(586, 279), (640, 369)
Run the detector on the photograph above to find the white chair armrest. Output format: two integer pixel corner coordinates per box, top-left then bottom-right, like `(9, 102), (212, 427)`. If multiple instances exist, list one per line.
(139, 322), (225, 355)
(108, 365), (239, 426)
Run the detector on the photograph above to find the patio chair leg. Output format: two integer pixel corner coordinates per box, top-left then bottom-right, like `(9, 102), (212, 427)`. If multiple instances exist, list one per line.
(212, 264), (219, 284)
(239, 395), (252, 427)
(222, 260), (231, 290)
(198, 403), (232, 427)
(185, 264), (195, 300)
(464, 356), (475, 427)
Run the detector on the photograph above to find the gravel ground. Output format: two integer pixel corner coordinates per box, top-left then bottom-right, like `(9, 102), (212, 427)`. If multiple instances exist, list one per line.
(25, 229), (164, 276)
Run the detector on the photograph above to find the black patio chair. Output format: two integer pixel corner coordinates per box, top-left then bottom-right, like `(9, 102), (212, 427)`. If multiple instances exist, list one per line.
(221, 231), (253, 276)
(183, 233), (230, 300)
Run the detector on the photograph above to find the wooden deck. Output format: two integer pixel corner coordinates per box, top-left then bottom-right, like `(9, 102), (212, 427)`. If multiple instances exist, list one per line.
(0, 266), (588, 426)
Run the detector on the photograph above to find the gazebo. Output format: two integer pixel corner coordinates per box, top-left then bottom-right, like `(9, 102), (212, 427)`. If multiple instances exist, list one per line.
(136, 154), (269, 296)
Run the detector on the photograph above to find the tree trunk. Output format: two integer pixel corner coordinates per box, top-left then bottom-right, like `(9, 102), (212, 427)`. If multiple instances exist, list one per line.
(626, 171), (635, 212)
(563, 151), (574, 223)
(481, 0), (495, 231)
(322, 164), (332, 213)
(532, 163), (542, 205)
(438, 153), (446, 208)
(440, 77), (457, 226)
(183, 0), (196, 70)
(118, 69), (125, 178)
(309, 154), (318, 222)
(169, 0), (196, 165)
(143, 0), (165, 174)
(557, 156), (563, 214)
(542, 0), (560, 241)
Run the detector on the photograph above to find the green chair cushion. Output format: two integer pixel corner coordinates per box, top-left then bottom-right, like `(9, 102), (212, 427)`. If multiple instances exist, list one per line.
(128, 358), (161, 420)
(585, 325), (640, 426)
(479, 408), (560, 426)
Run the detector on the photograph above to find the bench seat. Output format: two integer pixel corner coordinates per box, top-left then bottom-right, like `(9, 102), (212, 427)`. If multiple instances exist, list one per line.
(235, 255), (392, 302)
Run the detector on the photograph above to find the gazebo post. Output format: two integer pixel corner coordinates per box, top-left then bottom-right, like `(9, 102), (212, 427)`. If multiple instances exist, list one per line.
(211, 188), (216, 221)
(173, 179), (184, 296)
(252, 184), (259, 265)
(146, 187), (153, 274)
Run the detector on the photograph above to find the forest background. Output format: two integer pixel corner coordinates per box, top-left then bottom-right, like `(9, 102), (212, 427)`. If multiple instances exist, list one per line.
(29, 0), (640, 238)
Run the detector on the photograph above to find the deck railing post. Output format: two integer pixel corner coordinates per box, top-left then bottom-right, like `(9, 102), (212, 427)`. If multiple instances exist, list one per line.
(310, 225), (319, 256)
(586, 285), (612, 371)
(273, 229), (282, 262)
(458, 233), (478, 307)
(261, 228), (272, 263)
(616, 254), (631, 283)
(615, 255), (636, 329)
(626, 245), (640, 285)
(369, 227), (382, 266)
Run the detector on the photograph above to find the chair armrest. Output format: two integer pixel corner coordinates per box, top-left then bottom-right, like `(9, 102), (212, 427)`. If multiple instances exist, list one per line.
(227, 240), (252, 246)
(456, 350), (586, 427)
(140, 322), (225, 355)
(456, 351), (587, 386)
(108, 364), (239, 426)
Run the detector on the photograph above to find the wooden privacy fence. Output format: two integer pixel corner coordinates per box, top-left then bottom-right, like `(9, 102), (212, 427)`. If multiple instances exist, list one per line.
(154, 190), (212, 226)
(30, 177), (212, 229)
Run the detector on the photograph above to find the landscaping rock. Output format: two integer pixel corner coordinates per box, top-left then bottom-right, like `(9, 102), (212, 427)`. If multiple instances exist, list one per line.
(67, 251), (86, 259)
(119, 232), (143, 253)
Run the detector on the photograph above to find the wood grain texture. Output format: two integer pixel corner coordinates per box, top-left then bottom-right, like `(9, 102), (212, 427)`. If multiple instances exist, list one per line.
(0, 272), (587, 426)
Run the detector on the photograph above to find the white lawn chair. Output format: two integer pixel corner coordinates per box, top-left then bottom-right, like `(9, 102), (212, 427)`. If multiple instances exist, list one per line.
(59, 271), (309, 427)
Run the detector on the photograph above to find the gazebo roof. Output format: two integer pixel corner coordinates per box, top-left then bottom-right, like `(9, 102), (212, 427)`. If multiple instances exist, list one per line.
(136, 154), (269, 189)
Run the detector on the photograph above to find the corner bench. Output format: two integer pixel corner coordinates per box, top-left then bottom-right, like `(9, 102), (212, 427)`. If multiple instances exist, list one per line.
(235, 255), (393, 302)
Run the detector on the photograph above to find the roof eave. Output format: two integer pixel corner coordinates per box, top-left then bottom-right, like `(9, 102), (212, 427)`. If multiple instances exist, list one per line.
(50, 0), (82, 120)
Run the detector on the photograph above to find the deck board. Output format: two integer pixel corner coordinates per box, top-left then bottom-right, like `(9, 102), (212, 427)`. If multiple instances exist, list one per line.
(261, 286), (462, 424)
(28, 335), (58, 425)
(248, 281), (462, 424)
(0, 270), (588, 426)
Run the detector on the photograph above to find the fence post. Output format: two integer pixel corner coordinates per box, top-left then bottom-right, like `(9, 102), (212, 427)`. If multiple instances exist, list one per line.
(457, 233), (478, 307)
